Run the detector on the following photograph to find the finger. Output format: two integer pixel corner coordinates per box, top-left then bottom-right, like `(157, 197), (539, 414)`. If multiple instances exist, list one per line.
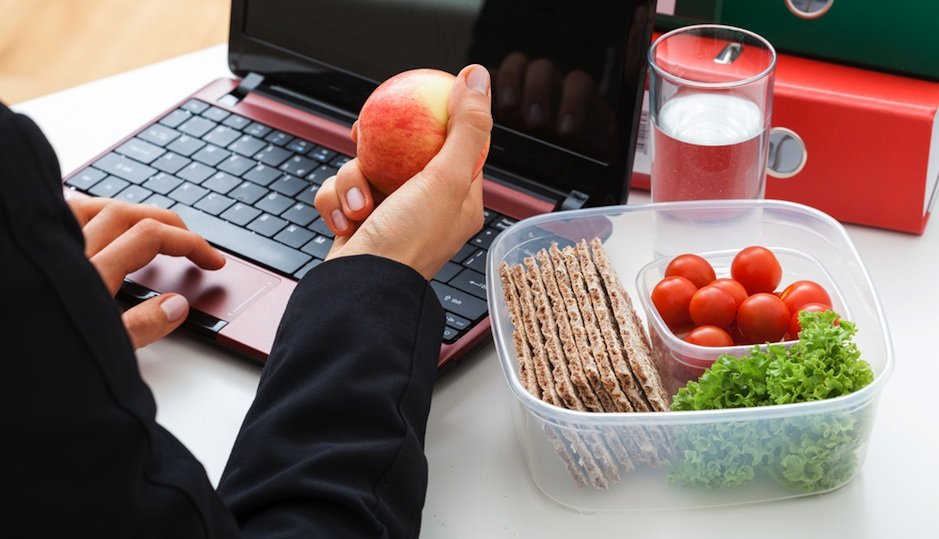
(557, 70), (595, 136)
(80, 200), (192, 257)
(313, 175), (355, 236)
(522, 58), (561, 130)
(350, 121), (359, 144)
(496, 52), (527, 111)
(90, 219), (225, 294)
(420, 64), (493, 191)
(334, 159), (375, 222)
(66, 196), (111, 227)
(122, 293), (189, 349)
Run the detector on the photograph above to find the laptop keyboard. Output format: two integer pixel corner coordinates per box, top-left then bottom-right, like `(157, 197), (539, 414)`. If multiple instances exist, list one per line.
(65, 98), (513, 345)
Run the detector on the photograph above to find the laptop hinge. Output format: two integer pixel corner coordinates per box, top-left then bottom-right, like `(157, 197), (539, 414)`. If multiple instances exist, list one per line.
(218, 72), (266, 106)
(559, 190), (589, 211)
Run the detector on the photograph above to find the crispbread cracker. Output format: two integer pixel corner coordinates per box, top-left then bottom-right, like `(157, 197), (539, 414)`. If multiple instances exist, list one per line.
(590, 238), (672, 411)
(508, 264), (561, 407)
(543, 426), (589, 488)
(498, 263), (539, 398)
(523, 256), (585, 411)
(560, 245), (634, 413)
(575, 240), (651, 413)
(535, 248), (603, 413)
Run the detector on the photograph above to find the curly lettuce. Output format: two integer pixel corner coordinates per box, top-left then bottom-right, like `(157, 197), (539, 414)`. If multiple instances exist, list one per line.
(667, 311), (875, 491)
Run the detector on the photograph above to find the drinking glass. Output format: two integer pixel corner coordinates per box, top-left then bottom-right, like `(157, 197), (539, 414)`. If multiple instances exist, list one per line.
(648, 25), (776, 202)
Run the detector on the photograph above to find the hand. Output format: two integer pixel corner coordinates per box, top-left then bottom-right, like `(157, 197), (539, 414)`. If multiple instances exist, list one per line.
(313, 64), (492, 280)
(67, 197), (225, 349)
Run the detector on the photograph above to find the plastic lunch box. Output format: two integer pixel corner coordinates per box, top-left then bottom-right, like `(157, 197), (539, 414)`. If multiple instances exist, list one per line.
(486, 200), (893, 512)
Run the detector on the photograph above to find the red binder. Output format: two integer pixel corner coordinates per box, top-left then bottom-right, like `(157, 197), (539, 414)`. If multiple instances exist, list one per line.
(633, 47), (939, 235)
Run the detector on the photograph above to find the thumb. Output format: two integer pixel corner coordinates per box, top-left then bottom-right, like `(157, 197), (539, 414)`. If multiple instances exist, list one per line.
(121, 293), (190, 349)
(421, 64), (493, 187)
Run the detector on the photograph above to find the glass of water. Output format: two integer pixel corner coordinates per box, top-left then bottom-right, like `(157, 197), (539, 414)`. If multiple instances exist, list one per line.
(648, 25), (776, 202)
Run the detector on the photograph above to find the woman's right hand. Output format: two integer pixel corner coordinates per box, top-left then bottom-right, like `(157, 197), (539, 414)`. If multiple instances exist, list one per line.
(313, 64), (493, 281)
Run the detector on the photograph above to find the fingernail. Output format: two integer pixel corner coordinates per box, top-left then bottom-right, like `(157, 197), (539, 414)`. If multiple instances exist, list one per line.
(161, 294), (189, 323)
(466, 66), (490, 95)
(346, 187), (365, 211)
(499, 86), (517, 108)
(559, 112), (575, 135)
(528, 102), (544, 126)
(331, 209), (349, 231)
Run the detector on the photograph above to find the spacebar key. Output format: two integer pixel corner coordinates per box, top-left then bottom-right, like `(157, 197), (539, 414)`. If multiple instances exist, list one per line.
(173, 205), (311, 275)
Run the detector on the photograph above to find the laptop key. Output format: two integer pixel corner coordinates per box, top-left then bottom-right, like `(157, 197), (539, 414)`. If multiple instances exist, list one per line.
(451, 244), (476, 264)
(306, 165), (338, 185)
(248, 213), (289, 237)
(151, 153), (192, 175)
(470, 228), (499, 250)
(203, 172), (242, 195)
(433, 262), (462, 283)
(89, 176), (130, 198)
(178, 116), (217, 138)
(218, 154), (255, 177)
(243, 163), (281, 186)
(269, 174), (307, 197)
(300, 235), (333, 260)
(192, 145), (231, 167)
(445, 312), (471, 331)
(255, 192), (294, 215)
(286, 139), (315, 154)
(201, 106), (231, 123)
(139, 124), (181, 147)
(264, 130), (293, 146)
(282, 202), (319, 226)
(228, 134), (266, 157)
(220, 202), (261, 227)
(195, 193), (236, 216)
(442, 326), (460, 343)
(450, 268), (487, 300)
(177, 162), (215, 184)
(254, 145), (292, 167)
(166, 134), (206, 157)
(308, 147), (336, 163)
(114, 185), (153, 204)
(222, 114), (251, 130)
(280, 155), (317, 178)
(294, 259), (322, 280)
(274, 224), (315, 249)
(307, 217), (334, 239)
(168, 182), (210, 205)
(173, 205), (311, 275)
(330, 155), (351, 169)
(143, 172), (183, 195)
(142, 193), (175, 209)
(116, 138), (165, 164)
(244, 122), (272, 138)
(93, 153), (157, 184)
(159, 109), (191, 128)
(229, 181), (268, 205)
(429, 282), (488, 321)
(203, 125), (240, 148)
(295, 183), (320, 206)
(462, 249), (487, 273)
(65, 168), (106, 191)
(180, 99), (209, 114)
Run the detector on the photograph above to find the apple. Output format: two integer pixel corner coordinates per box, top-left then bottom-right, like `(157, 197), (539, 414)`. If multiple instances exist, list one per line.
(354, 68), (457, 195)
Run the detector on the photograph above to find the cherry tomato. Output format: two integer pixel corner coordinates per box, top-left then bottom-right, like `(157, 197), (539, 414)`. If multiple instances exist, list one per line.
(689, 285), (736, 327)
(651, 276), (697, 329)
(731, 246), (783, 295)
(788, 302), (838, 339)
(685, 325), (735, 347)
(779, 280), (832, 314)
(736, 292), (790, 344)
(709, 278), (748, 308)
(665, 254), (716, 289)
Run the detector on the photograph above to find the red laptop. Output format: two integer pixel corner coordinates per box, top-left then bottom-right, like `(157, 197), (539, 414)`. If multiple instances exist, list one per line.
(62, 0), (655, 372)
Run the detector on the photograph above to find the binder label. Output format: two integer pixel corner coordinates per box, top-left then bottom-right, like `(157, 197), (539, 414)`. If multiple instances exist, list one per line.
(634, 90), (651, 175)
(656, 0), (676, 16)
(925, 108), (939, 215)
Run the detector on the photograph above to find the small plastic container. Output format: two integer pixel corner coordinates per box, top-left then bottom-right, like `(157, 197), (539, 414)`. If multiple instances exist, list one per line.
(487, 200), (893, 512)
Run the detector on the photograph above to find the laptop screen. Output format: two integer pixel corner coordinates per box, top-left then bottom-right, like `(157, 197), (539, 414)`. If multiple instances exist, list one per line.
(230, 0), (655, 206)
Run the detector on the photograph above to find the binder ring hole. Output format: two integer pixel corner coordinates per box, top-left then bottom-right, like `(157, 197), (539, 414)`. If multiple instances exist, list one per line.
(766, 127), (807, 179)
(785, 0), (835, 19)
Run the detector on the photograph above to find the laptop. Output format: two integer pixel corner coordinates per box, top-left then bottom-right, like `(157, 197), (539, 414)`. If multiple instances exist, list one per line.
(61, 0), (656, 372)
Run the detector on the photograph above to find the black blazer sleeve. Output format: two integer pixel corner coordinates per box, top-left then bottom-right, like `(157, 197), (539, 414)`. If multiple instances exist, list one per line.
(0, 102), (444, 539)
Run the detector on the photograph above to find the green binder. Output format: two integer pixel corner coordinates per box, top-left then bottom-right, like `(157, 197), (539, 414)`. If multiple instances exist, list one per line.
(656, 0), (939, 81)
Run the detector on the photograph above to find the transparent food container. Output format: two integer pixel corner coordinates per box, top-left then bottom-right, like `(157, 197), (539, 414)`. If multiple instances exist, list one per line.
(487, 200), (893, 512)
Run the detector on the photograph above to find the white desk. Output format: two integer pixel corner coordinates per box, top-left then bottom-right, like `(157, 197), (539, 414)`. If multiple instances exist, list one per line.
(14, 46), (939, 538)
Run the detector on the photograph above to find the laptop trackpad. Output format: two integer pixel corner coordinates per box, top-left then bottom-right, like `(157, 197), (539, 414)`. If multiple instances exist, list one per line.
(127, 254), (281, 322)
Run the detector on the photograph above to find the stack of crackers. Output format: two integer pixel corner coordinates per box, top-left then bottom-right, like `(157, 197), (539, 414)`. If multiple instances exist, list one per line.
(498, 238), (673, 488)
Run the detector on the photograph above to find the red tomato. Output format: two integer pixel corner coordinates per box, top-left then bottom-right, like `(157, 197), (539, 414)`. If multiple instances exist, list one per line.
(651, 276), (697, 329)
(665, 254), (716, 289)
(736, 293), (790, 343)
(685, 325), (735, 347)
(731, 246), (783, 295)
(779, 280), (832, 314)
(788, 302), (838, 339)
(689, 285), (736, 327)
(709, 278), (748, 308)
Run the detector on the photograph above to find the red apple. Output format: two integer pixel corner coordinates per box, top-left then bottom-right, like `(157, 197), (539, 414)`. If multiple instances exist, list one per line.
(355, 68), (457, 195)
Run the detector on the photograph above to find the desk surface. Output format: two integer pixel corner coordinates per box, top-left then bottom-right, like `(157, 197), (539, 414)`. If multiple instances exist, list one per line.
(14, 45), (939, 538)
